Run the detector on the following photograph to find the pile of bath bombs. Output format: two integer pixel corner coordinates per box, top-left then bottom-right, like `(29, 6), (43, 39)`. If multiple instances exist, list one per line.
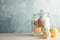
(33, 18), (59, 38)
(33, 26), (58, 38)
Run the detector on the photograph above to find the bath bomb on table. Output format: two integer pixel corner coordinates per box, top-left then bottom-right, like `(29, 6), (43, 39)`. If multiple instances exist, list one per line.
(43, 31), (51, 39)
(50, 28), (58, 37)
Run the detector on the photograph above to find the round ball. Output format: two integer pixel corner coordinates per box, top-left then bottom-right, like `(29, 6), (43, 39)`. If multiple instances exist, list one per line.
(50, 28), (58, 37)
(34, 26), (42, 35)
(34, 18), (45, 27)
(43, 31), (50, 39)
(43, 26), (50, 32)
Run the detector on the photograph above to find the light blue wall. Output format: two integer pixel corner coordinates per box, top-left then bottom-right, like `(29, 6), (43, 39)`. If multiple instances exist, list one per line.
(0, 0), (60, 33)
(0, 0), (33, 33)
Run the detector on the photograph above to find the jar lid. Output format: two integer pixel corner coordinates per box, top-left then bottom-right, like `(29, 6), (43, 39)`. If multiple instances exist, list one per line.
(33, 10), (49, 19)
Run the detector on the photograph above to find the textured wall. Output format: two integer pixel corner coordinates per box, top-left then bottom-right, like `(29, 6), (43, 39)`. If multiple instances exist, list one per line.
(0, 0), (60, 33)
(0, 0), (33, 33)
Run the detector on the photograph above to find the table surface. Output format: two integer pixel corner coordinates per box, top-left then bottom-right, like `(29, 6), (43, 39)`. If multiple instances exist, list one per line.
(0, 33), (60, 40)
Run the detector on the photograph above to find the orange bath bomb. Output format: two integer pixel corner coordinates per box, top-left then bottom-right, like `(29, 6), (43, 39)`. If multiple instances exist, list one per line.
(50, 28), (58, 37)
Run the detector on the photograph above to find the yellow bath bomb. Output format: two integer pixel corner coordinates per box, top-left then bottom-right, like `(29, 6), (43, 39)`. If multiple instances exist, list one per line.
(50, 28), (58, 37)
(34, 26), (42, 35)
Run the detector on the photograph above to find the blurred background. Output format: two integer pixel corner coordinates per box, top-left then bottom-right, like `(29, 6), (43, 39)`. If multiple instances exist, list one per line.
(0, 0), (60, 33)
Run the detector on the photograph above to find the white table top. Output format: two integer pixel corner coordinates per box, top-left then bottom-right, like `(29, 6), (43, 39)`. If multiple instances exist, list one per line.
(0, 33), (59, 40)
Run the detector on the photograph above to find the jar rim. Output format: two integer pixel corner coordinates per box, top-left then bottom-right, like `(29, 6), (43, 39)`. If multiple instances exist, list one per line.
(33, 13), (49, 16)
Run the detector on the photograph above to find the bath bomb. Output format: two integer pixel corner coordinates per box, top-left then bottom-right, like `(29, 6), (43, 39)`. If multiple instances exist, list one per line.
(34, 18), (45, 27)
(34, 20), (38, 26)
(43, 26), (50, 32)
(43, 18), (50, 26)
(50, 28), (58, 37)
(34, 26), (42, 35)
(40, 15), (46, 18)
(43, 31), (50, 39)
(38, 19), (45, 26)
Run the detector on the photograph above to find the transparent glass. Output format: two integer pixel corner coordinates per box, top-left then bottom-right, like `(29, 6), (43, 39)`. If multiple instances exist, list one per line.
(32, 10), (50, 37)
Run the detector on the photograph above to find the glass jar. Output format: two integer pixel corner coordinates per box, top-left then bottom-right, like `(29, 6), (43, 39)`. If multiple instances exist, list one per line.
(32, 10), (50, 38)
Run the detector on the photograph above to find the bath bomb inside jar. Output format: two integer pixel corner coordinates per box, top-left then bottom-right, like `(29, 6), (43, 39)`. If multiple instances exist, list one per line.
(34, 18), (45, 27)
(43, 26), (50, 32)
(33, 18), (39, 26)
(38, 19), (45, 27)
(33, 26), (43, 35)
(34, 20), (39, 26)
(43, 18), (50, 26)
